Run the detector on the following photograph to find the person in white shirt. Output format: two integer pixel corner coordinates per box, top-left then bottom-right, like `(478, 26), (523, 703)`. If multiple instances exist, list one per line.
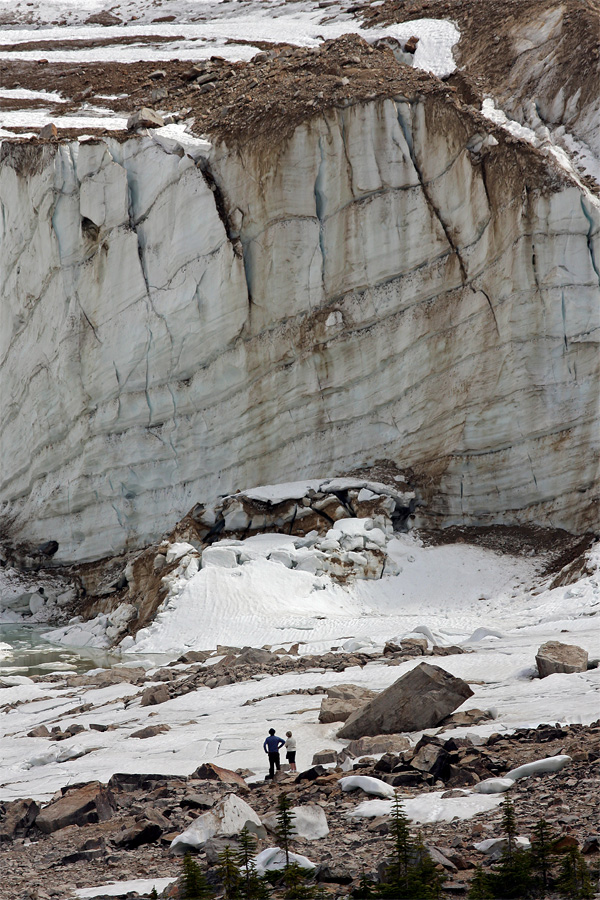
(285, 730), (297, 771)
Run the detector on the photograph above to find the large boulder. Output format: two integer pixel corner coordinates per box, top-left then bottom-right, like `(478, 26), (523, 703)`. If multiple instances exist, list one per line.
(536, 641), (588, 678)
(36, 782), (116, 834)
(337, 663), (474, 739)
(170, 793), (265, 854)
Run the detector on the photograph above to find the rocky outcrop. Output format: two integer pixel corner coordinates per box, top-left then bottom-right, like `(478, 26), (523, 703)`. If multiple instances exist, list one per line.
(337, 662), (474, 738)
(0, 721), (598, 897)
(536, 641), (589, 677)
(1, 40), (598, 562)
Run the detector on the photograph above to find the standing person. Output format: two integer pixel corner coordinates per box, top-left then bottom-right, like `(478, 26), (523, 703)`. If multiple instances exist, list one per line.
(285, 731), (297, 772)
(263, 728), (285, 779)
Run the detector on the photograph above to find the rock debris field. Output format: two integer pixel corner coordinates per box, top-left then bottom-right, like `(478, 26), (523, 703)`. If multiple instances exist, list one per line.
(1, 0), (599, 896)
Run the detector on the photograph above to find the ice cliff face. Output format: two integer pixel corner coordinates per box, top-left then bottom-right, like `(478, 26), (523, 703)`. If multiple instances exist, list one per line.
(1, 93), (599, 562)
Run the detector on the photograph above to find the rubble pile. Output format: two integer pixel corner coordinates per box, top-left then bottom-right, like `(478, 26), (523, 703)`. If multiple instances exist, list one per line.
(0, 722), (597, 898)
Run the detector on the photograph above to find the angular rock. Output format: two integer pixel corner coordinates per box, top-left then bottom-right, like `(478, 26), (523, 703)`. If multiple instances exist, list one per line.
(446, 765), (480, 787)
(61, 847), (106, 864)
(170, 793), (265, 854)
(36, 782), (116, 834)
(126, 108), (165, 130)
(39, 123), (58, 140)
(231, 647), (273, 666)
(374, 752), (399, 773)
(181, 793), (216, 810)
(337, 663), (474, 739)
(401, 638), (428, 654)
(37, 540), (59, 556)
(295, 765), (327, 782)
(27, 725), (51, 738)
(536, 641), (588, 678)
(319, 697), (362, 723)
(130, 724), (171, 739)
(425, 845), (458, 871)
(192, 762), (248, 791)
(347, 734), (411, 756)
(441, 708), (494, 728)
(108, 772), (185, 791)
(114, 816), (165, 848)
(582, 836), (600, 854)
(140, 683), (170, 706)
(312, 749), (338, 766)
(390, 771), (426, 787)
(86, 10), (121, 24)
(204, 836), (241, 864)
(64, 723), (86, 737)
(316, 865), (353, 884)
(552, 835), (579, 852)
(0, 799), (39, 841)
(431, 645), (465, 657)
(410, 743), (451, 780)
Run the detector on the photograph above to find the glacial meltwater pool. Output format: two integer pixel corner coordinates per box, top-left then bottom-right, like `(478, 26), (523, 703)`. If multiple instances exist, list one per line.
(0, 624), (119, 676)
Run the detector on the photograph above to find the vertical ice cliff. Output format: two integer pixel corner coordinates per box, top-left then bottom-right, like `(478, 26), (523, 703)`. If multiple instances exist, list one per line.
(1, 91), (598, 562)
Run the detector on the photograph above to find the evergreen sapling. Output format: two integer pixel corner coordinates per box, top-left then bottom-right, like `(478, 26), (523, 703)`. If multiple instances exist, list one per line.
(276, 792), (296, 869)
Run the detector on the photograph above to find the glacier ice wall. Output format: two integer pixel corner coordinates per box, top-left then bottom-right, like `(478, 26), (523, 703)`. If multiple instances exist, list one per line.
(1, 95), (598, 561)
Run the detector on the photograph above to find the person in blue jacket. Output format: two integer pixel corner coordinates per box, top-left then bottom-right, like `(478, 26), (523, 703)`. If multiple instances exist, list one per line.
(263, 728), (285, 779)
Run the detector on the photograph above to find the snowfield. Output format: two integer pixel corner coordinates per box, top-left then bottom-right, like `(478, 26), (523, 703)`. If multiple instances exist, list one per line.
(1, 531), (598, 807)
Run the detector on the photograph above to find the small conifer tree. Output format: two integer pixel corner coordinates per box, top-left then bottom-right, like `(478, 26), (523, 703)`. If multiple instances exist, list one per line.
(282, 862), (316, 899)
(218, 846), (242, 900)
(375, 794), (442, 899)
(276, 791), (296, 868)
(352, 869), (376, 899)
(237, 827), (268, 900)
(182, 852), (214, 900)
(413, 833), (444, 899)
(385, 793), (413, 893)
(467, 865), (493, 899)
(500, 797), (517, 864)
(556, 847), (594, 899)
(530, 817), (556, 890)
